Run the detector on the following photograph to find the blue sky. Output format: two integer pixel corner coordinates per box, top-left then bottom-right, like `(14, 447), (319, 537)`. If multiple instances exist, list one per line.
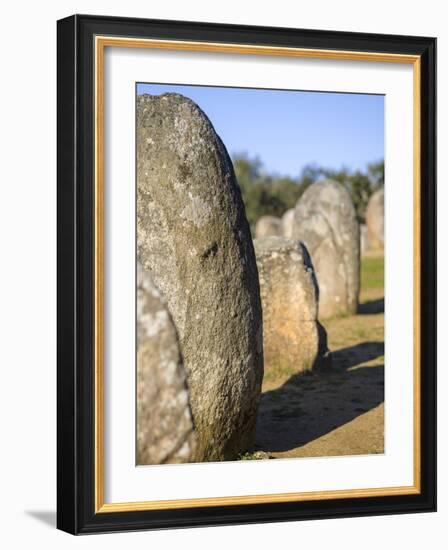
(137, 83), (384, 179)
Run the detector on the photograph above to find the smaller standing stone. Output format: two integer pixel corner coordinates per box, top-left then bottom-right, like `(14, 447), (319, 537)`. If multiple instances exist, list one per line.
(365, 188), (384, 250)
(137, 265), (196, 465)
(282, 209), (295, 238)
(254, 237), (331, 376)
(255, 215), (283, 239)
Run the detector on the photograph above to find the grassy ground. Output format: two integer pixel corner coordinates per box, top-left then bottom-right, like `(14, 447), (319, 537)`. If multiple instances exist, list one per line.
(361, 254), (385, 290)
(253, 253), (385, 459)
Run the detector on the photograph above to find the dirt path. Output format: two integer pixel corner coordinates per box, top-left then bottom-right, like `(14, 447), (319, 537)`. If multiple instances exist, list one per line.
(254, 285), (385, 459)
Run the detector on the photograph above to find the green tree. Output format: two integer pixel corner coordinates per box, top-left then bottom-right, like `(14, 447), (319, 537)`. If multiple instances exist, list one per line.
(232, 154), (262, 188)
(232, 154), (308, 227)
(367, 160), (385, 189)
(346, 171), (372, 222)
(232, 153), (384, 227)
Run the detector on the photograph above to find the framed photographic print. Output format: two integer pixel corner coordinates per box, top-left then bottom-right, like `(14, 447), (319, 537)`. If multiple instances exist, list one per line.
(57, 14), (436, 534)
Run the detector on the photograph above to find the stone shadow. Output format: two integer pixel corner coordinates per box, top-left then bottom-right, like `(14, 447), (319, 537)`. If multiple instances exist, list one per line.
(255, 341), (384, 453)
(358, 298), (384, 315)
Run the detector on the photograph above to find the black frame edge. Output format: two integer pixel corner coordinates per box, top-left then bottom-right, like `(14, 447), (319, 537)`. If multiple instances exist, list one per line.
(57, 14), (78, 535)
(419, 37), (437, 514)
(69, 12), (437, 49)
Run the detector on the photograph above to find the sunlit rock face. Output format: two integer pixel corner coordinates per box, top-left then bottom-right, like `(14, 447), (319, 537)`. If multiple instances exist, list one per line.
(281, 209), (295, 238)
(137, 93), (263, 461)
(360, 224), (368, 256)
(254, 237), (331, 376)
(255, 215), (283, 239)
(136, 265), (196, 465)
(365, 188), (384, 251)
(293, 180), (360, 319)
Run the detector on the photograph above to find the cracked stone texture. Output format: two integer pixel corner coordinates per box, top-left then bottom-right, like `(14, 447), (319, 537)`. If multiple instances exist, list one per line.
(137, 93), (263, 461)
(281, 209), (295, 238)
(137, 265), (196, 465)
(365, 188), (384, 250)
(255, 215), (283, 239)
(292, 180), (360, 319)
(254, 237), (331, 375)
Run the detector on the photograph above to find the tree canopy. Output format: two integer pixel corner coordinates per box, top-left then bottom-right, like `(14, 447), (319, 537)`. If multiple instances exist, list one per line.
(232, 153), (384, 228)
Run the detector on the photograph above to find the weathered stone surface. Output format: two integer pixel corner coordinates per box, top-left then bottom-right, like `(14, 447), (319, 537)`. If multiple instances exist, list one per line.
(282, 209), (295, 238)
(255, 215), (283, 239)
(254, 237), (331, 375)
(292, 180), (360, 319)
(365, 188), (384, 250)
(137, 93), (263, 461)
(137, 265), (196, 465)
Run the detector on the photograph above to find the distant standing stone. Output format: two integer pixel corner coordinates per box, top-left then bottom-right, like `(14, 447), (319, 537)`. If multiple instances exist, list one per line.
(255, 215), (283, 239)
(365, 188), (384, 250)
(360, 224), (369, 255)
(137, 265), (196, 465)
(137, 93), (263, 461)
(282, 209), (295, 238)
(292, 180), (360, 318)
(254, 237), (331, 375)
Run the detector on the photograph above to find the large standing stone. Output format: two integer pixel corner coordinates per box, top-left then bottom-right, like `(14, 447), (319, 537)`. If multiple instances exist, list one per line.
(292, 180), (360, 319)
(365, 188), (384, 250)
(137, 93), (263, 461)
(255, 215), (283, 239)
(281, 209), (295, 238)
(137, 265), (196, 465)
(254, 237), (330, 375)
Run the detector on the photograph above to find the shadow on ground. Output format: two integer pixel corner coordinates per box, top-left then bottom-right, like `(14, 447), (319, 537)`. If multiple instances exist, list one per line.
(26, 510), (56, 528)
(358, 298), (384, 315)
(255, 341), (384, 453)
